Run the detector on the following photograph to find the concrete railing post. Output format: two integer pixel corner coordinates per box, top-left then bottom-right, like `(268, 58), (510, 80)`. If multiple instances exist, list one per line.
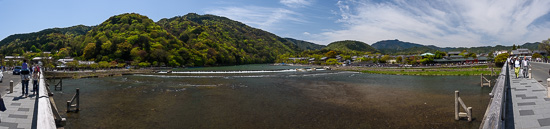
(76, 88), (80, 112)
(547, 78), (550, 98)
(66, 101), (70, 113)
(455, 90), (459, 120)
(467, 107), (473, 122)
(481, 74), (483, 87)
(9, 80), (13, 93)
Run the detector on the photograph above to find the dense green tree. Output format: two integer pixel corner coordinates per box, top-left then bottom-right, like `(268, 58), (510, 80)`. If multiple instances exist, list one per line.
(326, 59), (339, 65)
(494, 53), (509, 67)
(325, 51), (337, 58)
(540, 39), (550, 55)
(434, 51), (446, 59)
(533, 53), (543, 59)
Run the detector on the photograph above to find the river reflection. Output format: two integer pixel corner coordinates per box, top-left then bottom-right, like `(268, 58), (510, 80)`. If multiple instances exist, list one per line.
(50, 65), (492, 128)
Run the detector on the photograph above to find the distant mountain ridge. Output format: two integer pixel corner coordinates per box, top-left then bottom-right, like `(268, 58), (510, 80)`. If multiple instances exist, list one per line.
(371, 39), (541, 54)
(324, 40), (378, 52)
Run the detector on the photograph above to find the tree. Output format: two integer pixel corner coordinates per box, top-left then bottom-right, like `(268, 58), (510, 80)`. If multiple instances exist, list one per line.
(512, 44), (517, 50)
(420, 55), (434, 64)
(396, 56), (403, 63)
(83, 43), (96, 60)
(380, 55), (391, 63)
(30, 45), (40, 52)
(98, 61), (110, 69)
(540, 39), (550, 55)
(494, 53), (509, 67)
(326, 59), (339, 65)
(533, 53), (543, 59)
(466, 53), (477, 58)
(90, 63), (99, 69)
(325, 51), (337, 58)
(434, 51), (446, 59)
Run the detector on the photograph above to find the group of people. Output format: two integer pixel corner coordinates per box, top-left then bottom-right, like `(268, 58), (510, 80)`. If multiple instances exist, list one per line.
(510, 57), (530, 78)
(20, 60), (40, 98)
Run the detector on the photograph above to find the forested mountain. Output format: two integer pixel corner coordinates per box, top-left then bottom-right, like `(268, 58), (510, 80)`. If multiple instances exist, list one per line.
(156, 13), (299, 66)
(284, 38), (325, 50)
(324, 40), (378, 52)
(0, 13), (303, 66)
(371, 39), (424, 53)
(80, 13), (195, 66)
(0, 25), (92, 56)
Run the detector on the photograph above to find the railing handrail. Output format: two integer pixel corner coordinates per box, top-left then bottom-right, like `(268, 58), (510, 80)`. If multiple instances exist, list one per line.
(37, 68), (57, 129)
(480, 58), (510, 129)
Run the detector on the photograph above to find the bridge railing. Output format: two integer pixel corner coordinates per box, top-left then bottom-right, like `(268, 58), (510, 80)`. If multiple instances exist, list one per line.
(480, 58), (510, 129)
(37, 69), (58, 129)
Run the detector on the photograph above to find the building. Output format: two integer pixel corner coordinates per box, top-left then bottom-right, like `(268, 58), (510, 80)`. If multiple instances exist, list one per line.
(447, 51), (466, 59)
(493, 50), (508, 57)
(510, 49), (531, 56)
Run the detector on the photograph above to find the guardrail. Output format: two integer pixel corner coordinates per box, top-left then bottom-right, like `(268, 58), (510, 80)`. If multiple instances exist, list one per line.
(37, 69), (62, 129)
(480, 58), (510, 129)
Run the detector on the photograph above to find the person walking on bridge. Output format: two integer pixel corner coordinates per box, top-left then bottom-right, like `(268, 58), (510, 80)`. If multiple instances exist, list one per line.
(20, 60), (30, 97)
(514, 57), (520, 78)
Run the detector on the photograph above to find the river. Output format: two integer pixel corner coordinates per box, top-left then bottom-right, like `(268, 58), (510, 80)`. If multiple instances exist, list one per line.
(49, 64), (492, 128)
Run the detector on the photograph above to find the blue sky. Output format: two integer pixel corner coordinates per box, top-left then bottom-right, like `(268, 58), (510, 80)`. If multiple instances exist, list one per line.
(2, 0), (550, 47)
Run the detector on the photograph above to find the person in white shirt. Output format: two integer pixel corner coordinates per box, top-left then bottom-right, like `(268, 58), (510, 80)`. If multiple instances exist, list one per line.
(514, 58), (520, 78)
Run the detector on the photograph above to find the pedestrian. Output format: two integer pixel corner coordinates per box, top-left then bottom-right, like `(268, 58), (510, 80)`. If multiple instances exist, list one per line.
(20, 60), (30, 97)
(514, 58), (520, 78)
(31, 65), (39, 95)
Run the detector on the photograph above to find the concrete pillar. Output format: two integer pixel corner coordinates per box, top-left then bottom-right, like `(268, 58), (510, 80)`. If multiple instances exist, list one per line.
(548, 78), (550, 98)
(481, 74), (483, 87)
(467, 107), (472, 122)
(9, 80), (13, 93)
(455, 90), (459, 120)
(76, 88), (80, 112)
(66, 101), (71, 113)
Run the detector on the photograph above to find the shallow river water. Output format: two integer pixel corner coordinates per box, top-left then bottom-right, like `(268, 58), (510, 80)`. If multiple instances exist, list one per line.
(49, 65), (492, 128)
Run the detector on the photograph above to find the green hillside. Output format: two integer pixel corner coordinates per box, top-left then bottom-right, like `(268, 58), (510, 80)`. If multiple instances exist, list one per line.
(0, 13), (302, 67)
(0, 25), (92, 56)
(79, 13), (196, 66)
(324, 40), (378, 52)
(371, 39), (424, 54)
(157, 13), (299, 66)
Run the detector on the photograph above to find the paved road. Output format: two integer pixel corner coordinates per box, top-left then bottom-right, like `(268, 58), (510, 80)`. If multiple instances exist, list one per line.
(0, 71), (23, 96)
(530, 62), (550, 87)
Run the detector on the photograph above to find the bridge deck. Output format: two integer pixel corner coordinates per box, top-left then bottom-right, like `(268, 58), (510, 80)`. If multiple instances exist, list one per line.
(0, 82), (37, 129)
(510, 65), (550, 129)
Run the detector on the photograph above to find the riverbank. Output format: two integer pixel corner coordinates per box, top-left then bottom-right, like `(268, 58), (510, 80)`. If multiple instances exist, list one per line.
(44, 69), (155, 79)
(333, 66), (499, 76)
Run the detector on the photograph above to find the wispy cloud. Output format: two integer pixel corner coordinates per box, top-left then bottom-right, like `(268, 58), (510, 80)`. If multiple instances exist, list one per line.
(280, 0), (312, 8)
(206, 6), (305, 32)
(320, 0), (550, 47)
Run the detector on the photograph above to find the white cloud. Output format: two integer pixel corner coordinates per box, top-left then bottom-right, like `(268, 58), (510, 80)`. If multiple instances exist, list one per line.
(320, 0), (550, 47)
(303, 32), (310, 35)
(206, 6), (305, 32)
(280, 0), (312, 8)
